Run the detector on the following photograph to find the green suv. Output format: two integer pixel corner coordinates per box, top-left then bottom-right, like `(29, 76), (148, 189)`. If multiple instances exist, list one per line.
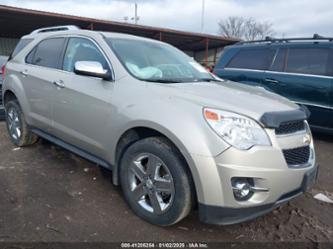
(214, 35), (333, 133)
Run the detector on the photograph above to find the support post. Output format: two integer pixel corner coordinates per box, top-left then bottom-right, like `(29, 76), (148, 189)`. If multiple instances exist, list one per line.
(87, 23), (94, 30)
(214, 48), (218, 65)
(205, 38), (209, 67)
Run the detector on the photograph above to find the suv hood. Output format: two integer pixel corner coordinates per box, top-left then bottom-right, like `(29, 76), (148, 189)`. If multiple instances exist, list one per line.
(149, 80), (299, 123)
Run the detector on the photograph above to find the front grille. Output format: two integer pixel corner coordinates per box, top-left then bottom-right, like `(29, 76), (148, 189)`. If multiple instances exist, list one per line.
(283, 146), (310, 167)
(275, 120), (305, 135)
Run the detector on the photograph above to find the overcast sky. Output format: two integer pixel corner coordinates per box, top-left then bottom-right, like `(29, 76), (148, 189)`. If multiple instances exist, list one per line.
(1, 0), (332, 37)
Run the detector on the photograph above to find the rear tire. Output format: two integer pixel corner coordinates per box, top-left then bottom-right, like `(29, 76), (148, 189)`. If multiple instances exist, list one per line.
(5, 99), (39, 147)
(120, 136), (194, 226)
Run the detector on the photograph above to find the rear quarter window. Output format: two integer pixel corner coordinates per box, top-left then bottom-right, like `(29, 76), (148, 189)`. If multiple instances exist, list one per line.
(9, 38), (33, 60)
(226, 48), (275, 70)
(286, 48), (330, 76)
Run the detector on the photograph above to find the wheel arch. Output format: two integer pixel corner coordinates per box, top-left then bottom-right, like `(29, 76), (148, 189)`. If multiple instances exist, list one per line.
(3, 89), (18, 105)
(113, 125), (199, 205)
(2, 72), (32, 124)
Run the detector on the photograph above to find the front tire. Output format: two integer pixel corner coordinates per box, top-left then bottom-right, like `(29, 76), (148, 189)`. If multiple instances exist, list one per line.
(120, 137), (194, 226)
(5, 99), (39, 147)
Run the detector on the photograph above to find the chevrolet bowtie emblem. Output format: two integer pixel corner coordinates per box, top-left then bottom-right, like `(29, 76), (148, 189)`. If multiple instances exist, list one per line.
(303, 134), (312, 145)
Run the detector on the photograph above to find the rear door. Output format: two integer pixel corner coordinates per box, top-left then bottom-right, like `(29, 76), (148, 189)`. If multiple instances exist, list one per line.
(215, 47), (275, 89)
(264, 45), (332, 129)
(20, 37), (67, 132)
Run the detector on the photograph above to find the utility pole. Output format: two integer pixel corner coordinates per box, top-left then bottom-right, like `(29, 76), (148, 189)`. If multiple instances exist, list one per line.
(131, 3), (140, 24)
(201, 0), (205, 32)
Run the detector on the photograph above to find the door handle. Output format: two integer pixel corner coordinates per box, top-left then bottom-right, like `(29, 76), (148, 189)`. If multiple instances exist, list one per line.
(53, 80), (65, 88)
(265, 78), (279, 84)
(20, 70), (28, 77)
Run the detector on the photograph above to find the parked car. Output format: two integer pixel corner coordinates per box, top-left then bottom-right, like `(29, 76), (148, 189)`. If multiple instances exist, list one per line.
(214, 35), (333, 133)
(2, 26), (317, 226)
(0, 55), (8, 120)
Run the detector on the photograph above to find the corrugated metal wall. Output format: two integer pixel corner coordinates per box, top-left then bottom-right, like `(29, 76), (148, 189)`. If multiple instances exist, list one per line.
(0, 37), (19, 56)
(185, 48), (225, 67)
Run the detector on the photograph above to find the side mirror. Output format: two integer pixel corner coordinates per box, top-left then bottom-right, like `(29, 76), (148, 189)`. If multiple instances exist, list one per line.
(74, 61), (112, 80)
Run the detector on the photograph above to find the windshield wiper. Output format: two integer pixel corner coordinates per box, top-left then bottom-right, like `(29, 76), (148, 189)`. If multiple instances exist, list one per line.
(144, 79), (183, 83)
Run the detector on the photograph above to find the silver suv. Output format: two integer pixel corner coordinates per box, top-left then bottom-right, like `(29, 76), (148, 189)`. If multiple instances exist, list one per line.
(2, 26), (318, 226)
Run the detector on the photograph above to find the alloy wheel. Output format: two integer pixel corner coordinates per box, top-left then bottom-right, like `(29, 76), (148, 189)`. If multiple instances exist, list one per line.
(128, 153), (175, 214)
(7, 106), (22, 141)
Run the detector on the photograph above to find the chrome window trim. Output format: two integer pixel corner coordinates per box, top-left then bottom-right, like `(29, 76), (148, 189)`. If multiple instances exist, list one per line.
(265, 70), (333, 79)
(23, 34), (115, 81)
(224, 67), (333, 79)
(294, 101), (333, 110)
(224, 67), (265, 73)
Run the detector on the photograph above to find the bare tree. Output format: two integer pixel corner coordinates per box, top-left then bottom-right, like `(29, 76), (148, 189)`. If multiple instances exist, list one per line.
(218, 16), (275, 41)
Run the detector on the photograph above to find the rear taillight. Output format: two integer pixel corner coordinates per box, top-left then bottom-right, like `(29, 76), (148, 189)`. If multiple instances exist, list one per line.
(1, 65), (5, 80)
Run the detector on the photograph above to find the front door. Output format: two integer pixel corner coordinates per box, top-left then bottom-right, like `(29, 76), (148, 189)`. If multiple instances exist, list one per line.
(52, 37), (114, 158)
(221, 47), (276, 89)
(264, 46), (332, 129)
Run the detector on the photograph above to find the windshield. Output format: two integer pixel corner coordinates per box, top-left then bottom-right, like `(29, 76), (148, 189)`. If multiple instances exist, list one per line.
(106, 38), (216, 83)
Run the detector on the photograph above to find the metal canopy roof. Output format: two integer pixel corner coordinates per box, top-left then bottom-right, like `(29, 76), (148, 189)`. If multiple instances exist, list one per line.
(0, 5), (238, 51)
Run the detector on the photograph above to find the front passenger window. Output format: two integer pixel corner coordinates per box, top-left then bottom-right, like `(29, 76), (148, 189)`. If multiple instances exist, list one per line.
(226, 48), (275, 70)
(63, 38), (109, 72)
(286, 48), (329, 76)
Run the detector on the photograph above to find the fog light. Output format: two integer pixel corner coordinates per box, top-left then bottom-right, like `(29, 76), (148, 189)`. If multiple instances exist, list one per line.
(232, 178), (254, 201)
(232, 179), (253, 201)
(231, 178), (269, 201)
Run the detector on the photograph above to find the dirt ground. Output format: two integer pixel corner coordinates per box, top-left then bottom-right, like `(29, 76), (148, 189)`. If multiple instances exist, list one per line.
(0, 122), (332, 243)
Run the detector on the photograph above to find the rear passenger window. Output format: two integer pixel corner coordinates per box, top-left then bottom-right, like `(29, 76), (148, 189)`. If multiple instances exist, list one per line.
(271, 48), (287, 72)
(27, 38), (65, 69)
(286, 48), (329, 76)
(227, 48), (275, 70)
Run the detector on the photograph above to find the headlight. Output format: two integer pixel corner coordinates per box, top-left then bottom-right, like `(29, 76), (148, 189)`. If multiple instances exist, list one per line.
(203, 108), (271, 150)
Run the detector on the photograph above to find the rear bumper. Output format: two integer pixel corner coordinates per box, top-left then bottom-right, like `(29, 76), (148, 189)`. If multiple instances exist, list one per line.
(0, 105), (4, 120)
(198, 163), (319, 225)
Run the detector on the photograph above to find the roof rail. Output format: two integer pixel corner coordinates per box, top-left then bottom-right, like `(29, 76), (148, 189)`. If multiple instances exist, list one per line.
(30, 25), (80, 34)
(236, 34), (333, 45)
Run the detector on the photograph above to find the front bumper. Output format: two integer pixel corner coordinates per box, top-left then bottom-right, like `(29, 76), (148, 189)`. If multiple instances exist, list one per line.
(188, 124), (316, 225)
(199, 163), (318, 225)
